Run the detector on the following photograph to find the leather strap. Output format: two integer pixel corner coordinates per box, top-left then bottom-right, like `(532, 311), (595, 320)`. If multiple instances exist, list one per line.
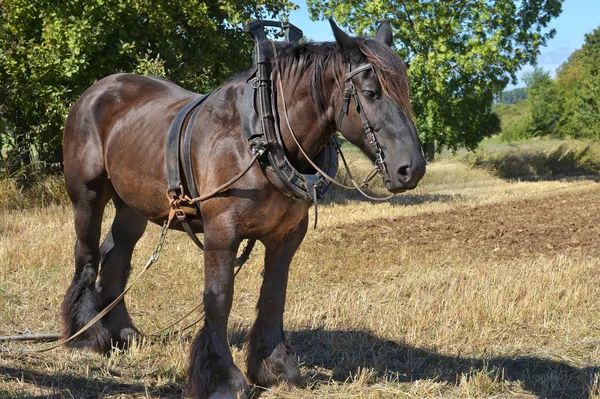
(165, 93), (212, 248)
(166, 94), (209, 196)
(182, 92), (216, 212)
(175, 211), (204, 250)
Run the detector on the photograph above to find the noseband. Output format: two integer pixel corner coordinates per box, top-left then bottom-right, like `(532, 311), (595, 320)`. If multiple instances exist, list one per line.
(337, 63), (388, 176)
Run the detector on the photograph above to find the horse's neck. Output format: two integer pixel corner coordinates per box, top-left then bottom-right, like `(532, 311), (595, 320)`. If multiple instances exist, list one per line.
(276, 69), (340, 172)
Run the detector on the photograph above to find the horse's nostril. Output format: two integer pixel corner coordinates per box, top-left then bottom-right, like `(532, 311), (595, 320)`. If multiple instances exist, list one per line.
(397, 165), (410, 177)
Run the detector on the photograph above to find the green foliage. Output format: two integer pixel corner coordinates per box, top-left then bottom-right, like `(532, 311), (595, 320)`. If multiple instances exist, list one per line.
(497, 88), (527, 105)
(307, 0), (563, 155)
(495, 100), (529, 129)
(0, 0), (295, 170)
(500, 114), (534, 142)
(523, 67), (562, 136)
(496, 25), (600, 142)
(555, 27), (600, 138)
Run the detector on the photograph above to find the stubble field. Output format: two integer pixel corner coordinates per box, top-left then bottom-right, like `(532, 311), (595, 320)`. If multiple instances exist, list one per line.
(2, 144), (600, 398)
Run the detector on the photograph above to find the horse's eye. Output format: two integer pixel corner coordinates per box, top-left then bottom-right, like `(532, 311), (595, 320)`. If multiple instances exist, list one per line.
(362, 90), (377, 99)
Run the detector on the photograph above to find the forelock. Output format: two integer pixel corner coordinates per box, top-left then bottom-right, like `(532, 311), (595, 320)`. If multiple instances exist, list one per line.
(356, 38), (413, 118)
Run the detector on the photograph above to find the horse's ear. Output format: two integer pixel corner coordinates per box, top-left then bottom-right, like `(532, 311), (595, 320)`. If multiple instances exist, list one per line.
(375, 20), (393, 47)
(329, 19), (357, 52)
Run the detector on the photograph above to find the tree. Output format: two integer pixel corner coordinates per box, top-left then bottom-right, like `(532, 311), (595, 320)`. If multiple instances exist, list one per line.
(523, 67), (562, 136)
(555, 26), (600, 138)
(0, 0), (294, 170)
(307, 0), (563, 158)
(497, 88), (527, 105)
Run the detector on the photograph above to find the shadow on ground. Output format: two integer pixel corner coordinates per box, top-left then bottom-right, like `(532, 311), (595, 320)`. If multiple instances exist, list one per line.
(0, 365), (182, 399)
(3, 328), (598, 398)
(322, 189), (462, 206)
(286, 329), (599, 398)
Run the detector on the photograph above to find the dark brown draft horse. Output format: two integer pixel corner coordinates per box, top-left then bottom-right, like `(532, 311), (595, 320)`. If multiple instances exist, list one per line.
(61, 20), (426, 398)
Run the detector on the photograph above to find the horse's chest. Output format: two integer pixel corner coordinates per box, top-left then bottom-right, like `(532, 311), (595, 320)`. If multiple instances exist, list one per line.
(236, 193), (309, 239)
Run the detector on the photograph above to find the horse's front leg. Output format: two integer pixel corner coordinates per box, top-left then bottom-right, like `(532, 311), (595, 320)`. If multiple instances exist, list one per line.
(188, 217), (247, 399)
(245, 216), (308, 389)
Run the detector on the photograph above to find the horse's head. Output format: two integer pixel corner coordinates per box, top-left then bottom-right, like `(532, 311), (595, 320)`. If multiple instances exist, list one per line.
(331, 20), (426, 193)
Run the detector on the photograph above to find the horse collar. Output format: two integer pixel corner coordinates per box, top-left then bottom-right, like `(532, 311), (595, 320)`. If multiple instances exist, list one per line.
(241, 35), (338, 203)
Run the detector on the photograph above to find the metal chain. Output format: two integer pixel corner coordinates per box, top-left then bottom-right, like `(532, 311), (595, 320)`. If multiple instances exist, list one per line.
(149, 221), (169, 264)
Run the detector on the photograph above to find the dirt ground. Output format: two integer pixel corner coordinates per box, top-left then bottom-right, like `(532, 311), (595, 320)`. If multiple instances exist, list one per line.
(338, 190), (600, 260)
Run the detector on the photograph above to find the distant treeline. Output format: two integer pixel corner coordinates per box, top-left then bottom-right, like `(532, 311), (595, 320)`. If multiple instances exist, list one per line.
(496, 88), (527, 104)
(496, 25), (600, 141)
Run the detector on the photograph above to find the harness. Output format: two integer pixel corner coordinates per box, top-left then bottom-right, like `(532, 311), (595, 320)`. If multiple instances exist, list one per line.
(164, 20), (393, 256)
(241, 20), (338, 203)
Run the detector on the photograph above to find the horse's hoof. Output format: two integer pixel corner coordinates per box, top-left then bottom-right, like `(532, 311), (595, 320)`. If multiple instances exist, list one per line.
(106, 327), (142, 351)
(208, 389), (247, 399)
(208, 378), (249, 399)
(64, 334), (111, 353)
(119, 327), (141, 342)
(247, 341), (301, 388)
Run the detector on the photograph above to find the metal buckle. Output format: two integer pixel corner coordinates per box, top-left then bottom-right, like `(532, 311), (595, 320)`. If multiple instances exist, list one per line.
(174, 208), (187, 221)
(250, 138), (268, 157)
(365, 131), (376, 145)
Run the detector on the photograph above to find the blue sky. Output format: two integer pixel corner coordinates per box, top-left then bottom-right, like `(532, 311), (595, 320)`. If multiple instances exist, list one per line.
(288, 0), (600, 89)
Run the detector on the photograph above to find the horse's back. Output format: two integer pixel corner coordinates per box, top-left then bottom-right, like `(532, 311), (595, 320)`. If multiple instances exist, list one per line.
(63, 73), (197, 216)
(65, 73), (194, 145)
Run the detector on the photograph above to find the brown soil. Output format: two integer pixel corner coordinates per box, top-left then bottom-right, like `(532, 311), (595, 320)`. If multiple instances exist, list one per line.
(338, 191), (600, 259)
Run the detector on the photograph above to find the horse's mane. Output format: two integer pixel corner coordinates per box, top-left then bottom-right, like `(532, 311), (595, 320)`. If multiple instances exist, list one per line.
(273, 38), (413, 128)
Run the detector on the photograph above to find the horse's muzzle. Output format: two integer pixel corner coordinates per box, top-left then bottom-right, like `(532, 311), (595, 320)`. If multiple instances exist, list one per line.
(384, 159), (426, 192)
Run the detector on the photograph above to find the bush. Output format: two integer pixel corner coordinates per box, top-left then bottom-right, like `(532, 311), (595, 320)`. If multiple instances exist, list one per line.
(501, 115), (534, 142)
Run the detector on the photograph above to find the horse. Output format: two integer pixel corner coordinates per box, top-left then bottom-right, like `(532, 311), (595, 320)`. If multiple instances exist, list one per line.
(61, 19), (426, 398)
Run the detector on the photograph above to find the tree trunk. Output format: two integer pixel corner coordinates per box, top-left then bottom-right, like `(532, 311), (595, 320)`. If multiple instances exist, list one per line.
(424, 140), (435, 162)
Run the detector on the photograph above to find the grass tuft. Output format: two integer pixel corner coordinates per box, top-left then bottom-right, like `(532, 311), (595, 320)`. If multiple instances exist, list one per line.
(466, 142), (600, 179)
(0, 174), (68, 211)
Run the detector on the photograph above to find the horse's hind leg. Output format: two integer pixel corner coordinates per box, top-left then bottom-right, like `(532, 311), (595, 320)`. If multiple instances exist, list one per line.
(245, 216), (308, 389)
(61, 174), (113, 352)
(96, 197), (148, 349)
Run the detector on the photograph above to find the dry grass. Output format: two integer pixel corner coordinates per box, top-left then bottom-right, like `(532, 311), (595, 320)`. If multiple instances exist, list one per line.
(2, 148), (600, 398)
(465, 142), (600, 180)
(0, 174), (69, 211)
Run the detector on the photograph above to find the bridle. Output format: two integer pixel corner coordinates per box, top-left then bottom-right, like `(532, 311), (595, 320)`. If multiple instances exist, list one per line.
(276, 59), (395, 203)
(337, 63), (388, 177)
